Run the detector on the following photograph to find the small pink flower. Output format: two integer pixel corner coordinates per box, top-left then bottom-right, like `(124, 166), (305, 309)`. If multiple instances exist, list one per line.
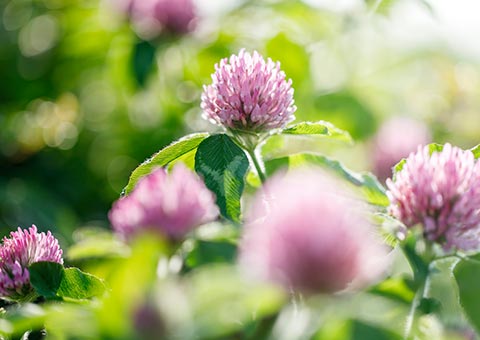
(387, 144), (480, 250)
(114, 0), (197, 38)
(240, 168), (388, 294)
(0, 225), (63, 299)
(372, 117), (431, 181)
(109, 163), (219, 241)
(201, 50), (296, 133)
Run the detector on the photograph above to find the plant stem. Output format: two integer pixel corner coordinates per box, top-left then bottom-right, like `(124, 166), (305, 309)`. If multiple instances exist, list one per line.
(229, 132), (267, 183)
(404, 263), (431, 339)
(400, 236), (435, 340)
(246, 147), (266, 184)
(403, 283), (423, 339)
(246, 314), (278, 340)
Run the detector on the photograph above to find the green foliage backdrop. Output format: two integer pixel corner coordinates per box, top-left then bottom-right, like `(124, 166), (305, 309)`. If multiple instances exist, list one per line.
(2, 2), (480, 338)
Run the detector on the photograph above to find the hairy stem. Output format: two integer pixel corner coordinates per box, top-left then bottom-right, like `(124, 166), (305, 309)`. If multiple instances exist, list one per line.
(246, 147), (266, 184)
(229, 132), (267, 183)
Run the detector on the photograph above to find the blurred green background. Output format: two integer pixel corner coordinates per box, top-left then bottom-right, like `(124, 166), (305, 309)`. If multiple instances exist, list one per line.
(1, 0), (480, 243)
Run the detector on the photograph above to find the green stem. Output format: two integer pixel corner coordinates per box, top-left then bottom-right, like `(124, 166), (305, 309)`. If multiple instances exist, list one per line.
(404, 269), (429, 339)
(401, 237), (433, 339)
(228, 132), (267, 183)
(246, 314), (278, 340)
(246, 148), (266, 184)
(404, 250), (463, 332)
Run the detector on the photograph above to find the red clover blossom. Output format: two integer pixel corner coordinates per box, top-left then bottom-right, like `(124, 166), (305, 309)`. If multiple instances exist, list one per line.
(109, 163), (219, 241)
(0, 225), (63, 300)
(240, 168), (388, 294)
(387, 144), (480, 251)
(201, 50), (296, 133)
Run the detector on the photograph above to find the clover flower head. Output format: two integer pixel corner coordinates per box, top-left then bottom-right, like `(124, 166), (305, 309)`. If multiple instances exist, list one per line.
(0, 225), (63, 300)
(109, 163), (219, 241)
(106, 0), (197, 40)
(240, 168), (388, 294)
(111, 0), (196, 38)
(372, 116), (431, 181)
(201, 50), (296, 133)
(387, 143), (480, 250)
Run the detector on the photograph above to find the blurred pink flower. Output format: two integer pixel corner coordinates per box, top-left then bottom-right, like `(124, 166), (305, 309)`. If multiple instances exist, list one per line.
(109, 163), (219, 241)
(240, 168), (388, 294)
(387, 144), (480, 250)
(113, 0), (197, 38)
(201, 50), (296, 133)
(372, 117), (431, 181)
(133, 302), (165, 339)
(0, 225), (63, 299)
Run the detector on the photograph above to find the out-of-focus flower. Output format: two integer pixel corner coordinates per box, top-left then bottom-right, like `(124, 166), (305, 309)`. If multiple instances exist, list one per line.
(387, 144), (480, 251)
(0, 225), (63, 300)
(201, 50), (296, 133)
(133, 301), (165, 340)
(372, 117), (431, 181)
(111, 0), (197, 38)
(109, 163), (219, 241)
(240, 168), (387, 294)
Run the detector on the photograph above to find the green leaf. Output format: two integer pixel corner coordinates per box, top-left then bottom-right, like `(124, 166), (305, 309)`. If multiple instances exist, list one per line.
(29, 262), (64, 299)
(185, 240), (237, 270)
(57, 268), (106, 300)
(392, 158), (406, 178)
(67, 228), (129, 261)
(166, 147), (198, 170)
(195, 134), (249, 222)
(124, 133), (209, 195)
(29, 262), (105, 301)
(470, 144), (480, 159)
(263, 156), (290, 176)
(427, 143), (444, 154)
(282, 121), (353, 143)
(453, 256), (480, 333)
(312, 318), (351, 340)
(369, 277), (415, 305)
(265, 153), (389, 206)
(350, 320), (402, 340)
(358, 174), (389, 207)
(67, 238), (129, 261)
(424, 142), (480, 160)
